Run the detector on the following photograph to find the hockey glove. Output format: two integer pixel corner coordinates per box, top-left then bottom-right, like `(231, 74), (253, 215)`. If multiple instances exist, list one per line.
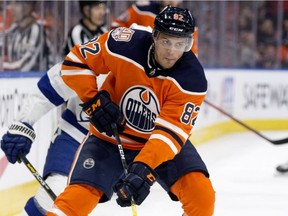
(114, 162), (158, 206)
(81, 90), (125, 137)
(1, 121), (36, 164)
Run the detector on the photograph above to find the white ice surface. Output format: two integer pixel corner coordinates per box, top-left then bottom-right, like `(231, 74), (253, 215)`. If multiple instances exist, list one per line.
(89, 131), (288, 216)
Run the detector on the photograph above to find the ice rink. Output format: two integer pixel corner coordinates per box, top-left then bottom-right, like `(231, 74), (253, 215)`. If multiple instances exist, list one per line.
(90, 131), (288, 216)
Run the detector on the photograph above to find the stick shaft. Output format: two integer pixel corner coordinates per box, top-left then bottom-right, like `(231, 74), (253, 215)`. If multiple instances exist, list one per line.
(111, 123), (137, 216)
(204, 100), (288, 145)
(19, 154), (57, 201)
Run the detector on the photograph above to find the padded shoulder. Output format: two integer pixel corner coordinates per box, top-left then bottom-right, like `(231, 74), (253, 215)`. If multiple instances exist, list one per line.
(170, 52), (207, 93)
(107, 27), (153, 66)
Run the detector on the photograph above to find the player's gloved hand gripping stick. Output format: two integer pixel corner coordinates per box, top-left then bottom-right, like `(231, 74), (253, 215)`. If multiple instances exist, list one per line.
(1, 121), (56, 201)
(112, 123), (158, 216)
(111, 123), (138, 216)
(81, 90), (125, 137)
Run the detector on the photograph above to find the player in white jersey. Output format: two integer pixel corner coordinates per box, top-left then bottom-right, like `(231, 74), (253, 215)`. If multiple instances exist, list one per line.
(0, 63), (101, 215)
(63, 1), (108, 56)
(1, 1), (108, 214)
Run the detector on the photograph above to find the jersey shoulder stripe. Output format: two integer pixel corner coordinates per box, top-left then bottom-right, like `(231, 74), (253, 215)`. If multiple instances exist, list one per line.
(63, 59), (91, 70)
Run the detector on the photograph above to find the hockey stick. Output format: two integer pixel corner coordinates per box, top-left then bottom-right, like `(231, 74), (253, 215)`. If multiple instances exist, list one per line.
(204, 100), (288, 145)
(111, 123), (138, 216)
(18, 154), (57, 201)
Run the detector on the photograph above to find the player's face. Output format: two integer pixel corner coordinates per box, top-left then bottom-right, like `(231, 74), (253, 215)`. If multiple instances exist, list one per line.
(154, 33), (186, 69)
(89, 3), (106, 26)
(10, 2), (27, 22)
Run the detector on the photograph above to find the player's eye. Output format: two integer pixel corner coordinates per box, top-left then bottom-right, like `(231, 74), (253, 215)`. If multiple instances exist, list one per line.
(175, 42), (186, 50)
(160, 39), (171, 47)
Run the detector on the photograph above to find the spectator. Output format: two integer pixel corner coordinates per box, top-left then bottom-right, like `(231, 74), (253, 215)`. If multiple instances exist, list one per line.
(238, 32), (257, 68)
(280, 17), (288, 68)
(238, 6), (253, 32)
(0, 1), (13, 69)
(0, 2), (13, 32)
(255, 17), (278, 68)
(3, 1), (50, 72)
(257, 18), (277, 46)
(111, 0), (199, 56)
(63, 0), (108, 56)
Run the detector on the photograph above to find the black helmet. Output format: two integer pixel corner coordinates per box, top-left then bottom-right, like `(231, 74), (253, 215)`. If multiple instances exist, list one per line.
(154, 5), (195, 38)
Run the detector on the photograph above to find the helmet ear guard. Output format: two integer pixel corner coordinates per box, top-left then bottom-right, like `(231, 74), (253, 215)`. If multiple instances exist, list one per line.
(185, 37), (193, 52)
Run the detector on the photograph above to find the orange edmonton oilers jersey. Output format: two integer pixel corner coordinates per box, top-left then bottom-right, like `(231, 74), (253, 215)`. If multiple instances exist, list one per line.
(61, 27), (207, 169)
(112, 2), (199, 56)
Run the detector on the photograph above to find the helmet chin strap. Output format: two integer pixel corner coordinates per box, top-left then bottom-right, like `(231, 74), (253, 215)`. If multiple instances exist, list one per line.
(146, 44), (163, 77)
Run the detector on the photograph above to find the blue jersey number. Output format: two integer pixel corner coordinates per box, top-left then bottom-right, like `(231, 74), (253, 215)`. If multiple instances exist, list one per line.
(80, 37), (100, 59)
(180, 103), (200, 126)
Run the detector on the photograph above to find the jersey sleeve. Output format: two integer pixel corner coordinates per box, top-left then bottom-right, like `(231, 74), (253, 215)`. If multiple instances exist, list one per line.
(111, 5), (140, 28)
(18, 63), (76, 125)
(135, 62), (207, 169)
(112, 3), (156, 29)
(135, 89), (206, 169)
(60, 34), (110, 102)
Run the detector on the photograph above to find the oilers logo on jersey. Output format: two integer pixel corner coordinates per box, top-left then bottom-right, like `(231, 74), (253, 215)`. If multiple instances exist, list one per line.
(83, 158), (95, 169)
(120, 85), (160, 133)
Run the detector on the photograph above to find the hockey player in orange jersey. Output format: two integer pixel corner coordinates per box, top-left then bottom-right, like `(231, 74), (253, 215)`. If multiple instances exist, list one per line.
(112, 0), (199, 56)
(46, 5), (215, 216)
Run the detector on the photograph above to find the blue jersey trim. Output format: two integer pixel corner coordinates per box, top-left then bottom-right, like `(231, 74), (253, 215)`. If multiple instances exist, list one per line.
(37, 73), (65, 106)
(61, 109), (88, 135)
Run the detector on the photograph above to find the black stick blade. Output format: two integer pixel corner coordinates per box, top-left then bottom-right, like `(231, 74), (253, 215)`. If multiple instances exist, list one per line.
(271, 137), (288, 145)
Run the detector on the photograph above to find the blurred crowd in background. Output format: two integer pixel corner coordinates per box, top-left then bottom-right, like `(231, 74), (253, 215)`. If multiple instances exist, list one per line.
(1, 0), (288, 72)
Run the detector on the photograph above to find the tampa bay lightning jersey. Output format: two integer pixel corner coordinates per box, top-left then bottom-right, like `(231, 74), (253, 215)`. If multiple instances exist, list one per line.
(18, 63), (105, 143)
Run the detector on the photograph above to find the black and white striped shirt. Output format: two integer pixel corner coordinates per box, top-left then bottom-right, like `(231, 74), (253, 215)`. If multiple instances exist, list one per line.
(4, 19), (49, 72)
(63, 19), (107, 56)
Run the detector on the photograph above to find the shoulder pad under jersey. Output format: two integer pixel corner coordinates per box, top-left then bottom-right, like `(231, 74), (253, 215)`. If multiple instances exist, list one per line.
(107, 27), (153, 66)
(169, 52), (207, 93)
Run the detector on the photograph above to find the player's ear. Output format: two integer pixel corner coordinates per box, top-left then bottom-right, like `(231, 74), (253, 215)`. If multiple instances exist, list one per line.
(152, 29), (159, 42)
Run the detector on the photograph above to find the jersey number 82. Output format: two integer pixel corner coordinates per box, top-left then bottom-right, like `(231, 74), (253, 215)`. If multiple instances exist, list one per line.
(180, 102), (200, 126)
